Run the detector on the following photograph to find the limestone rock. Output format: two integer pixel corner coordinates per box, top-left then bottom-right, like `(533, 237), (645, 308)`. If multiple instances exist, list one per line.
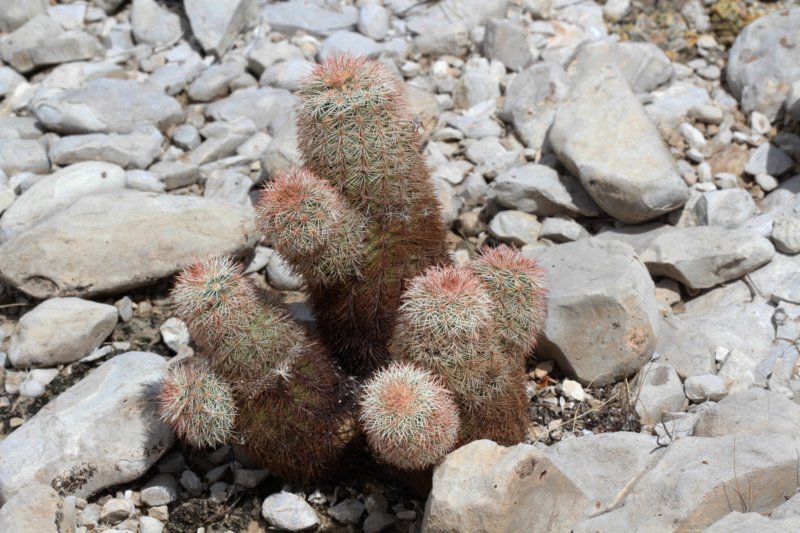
(0, 484), (75, 533)
(489, 164), (600, 217)
(693, 388), (800, 438)
(706, 512), (800, 533)
(0, 192), (256, 298)
(184, 0), (257, 57)
(631, 362), (688, 425)
(0, 352), (175, 504)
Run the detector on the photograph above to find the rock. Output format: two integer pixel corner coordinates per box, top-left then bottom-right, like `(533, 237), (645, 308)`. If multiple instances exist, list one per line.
(8, 297), (117, 368)
(247, 39), (305, 76)
(35, 79), (184, 135)
(0, 192), (256, 298)
(139, 516), (165, 533)
(0, 0), (48, 33)
(483, 18), (533, 71)
(684, 374), (728, 402)
(0, 139), (49, 176)
(727, 7), (800, 120)
(260, 59), (315, 92)
(159, 318), (189, 353)
(363, 511), (394, 533)
(745, 143), (795, 177)
(149, 161), (200, 191)
(358, 4), (390, 41)
(0, 352), (174, 504)
(100, 498), (132, 523)
(179, 470), (202, 496)
(0, 66), (26, 100)
(0, 161), (127, 243)
(422, 440), (589, 532)
(261, 492), (319, 531)
(550, 45), (688, 223)
(131, 0), (183, 45)
(0, 484), (74, 533)
(543, 432), (659, 515)
(538, 217), (590, 243)
(49, 128), (164, 169)
(188, 61), (244, 102)
(172, 125), (201, 151)
(433, 177), (461, 226)
(603, 0), (630, 21)
(631, 362), (687, 425)
(574, 434), (800, 532)
(263, 0), (358, 36)
(444, 100), (502, 139)
(318, 31), (382, 61)
(140, 474), (178, 506)
(488, 210), (541, 245)
(406, 0), (508, 56)
(614, 42), (674, 93)
(640, 226), (775, 289)
(204, 169), (254, 206)
(267, 252), (303, 291)
(205, 87), (297, 132)
(488, 164), (600, 217)
(772, 216), (800, 254)
(500, 62), (568, 150)
(528, 239), (659, 386)
(694, 388), (800, 438)
(690, 189), (759, 227)
(0, 15), (102, 74)
(645, 81), (712, 128)
(184, 0), (257, 57)
(233, 468), (269, 488)
(260, 122), (300, 178)
(706, 512), (800, 533)
(772, 493), (800, 519)
(452, 57), (502, 110)
(328, 499), (365, 525)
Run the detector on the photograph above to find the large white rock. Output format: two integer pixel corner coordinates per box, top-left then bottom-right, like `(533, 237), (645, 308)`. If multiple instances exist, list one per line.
(706, 512), (800, 533)
(631, 362), (688, 425)
(131, 0), (184, 45)
(0, 484), (75, 533)
(0, 161), (127, 243)
(528, 238), (659, 386)
(34, 79), (184, 134)
(573, 434), (800, 532)
(693, 388), (800, 438)
(0, 352), (174, 505)
(48, 128), (164, 170)
(185, 0), (258, 57)
(0, 192), (256, 298)
(423, 440), (589, 532)
(550, 44), (689, 223)
(640, 226), (775, 290)
(8, 297), (117, 368)
(0, 0), (48, 33)
(727, 7), (800, 120)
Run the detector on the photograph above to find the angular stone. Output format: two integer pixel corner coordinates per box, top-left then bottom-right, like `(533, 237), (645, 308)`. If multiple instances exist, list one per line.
(550, 45), (688, 223)
(574, 435), (800, 532)
(8, 297), (117, 368)
(706, 512), (800, 533)
(727, 7), (800, 120)
(0, 161), (127, 243)
(0, 484), (74, 533)
(0, 192), (256, 298)
(187, 61), (244, 102)
(745, 143), (795, 177)
(131, 0), (184, 45)
(483, 18), (534, 71)
(690, 189), (759, 227)
(615, 41), (674, 93)
(205, 87), (297, 132)
(406, 0), (508, 56)
(318, 31), (382, 61)
(772, 493), (800, 519)
(328, 498), (365, 525)
(640, 226), (775, 289)
(500, 62), (568, 151)
(538, 217), (590, 243)
(140, 473), (178, 506)
(260, 59), (315, 92)
(423, 440), (589, 532)
(684, 374), (728, 402)
(0, 0), (48, 33)
(694, 388), (800, 438)
(645, 81), (712, 128)
(631, 362), (688, 425)
(488, 210), (541, 245)
(543, 432), (659, 515)
(49, 128), (164, 169)
(185, 0), (257, 57)
(0, 352), (174, 504)
(261, 492), (319, 531)
(528, 239), (659, 386)
(263, 0), (358, 36)
(489, 164), (600, 217)
(35, 79), (184, 135)
(246, 39), (305, 77)
(358, 4), (390, 41)
(772, 216), (800, 254)
(0, 139), (49, 176)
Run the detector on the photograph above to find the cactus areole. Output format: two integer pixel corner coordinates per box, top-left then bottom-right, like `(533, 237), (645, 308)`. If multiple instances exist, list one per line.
(161, 55), (548, 483)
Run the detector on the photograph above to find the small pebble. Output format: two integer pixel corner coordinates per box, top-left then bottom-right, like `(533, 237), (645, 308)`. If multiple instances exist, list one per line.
(262, 492), (320, 531)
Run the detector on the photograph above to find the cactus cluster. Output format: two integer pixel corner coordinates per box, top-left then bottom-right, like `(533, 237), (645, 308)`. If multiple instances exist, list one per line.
(160, 55), (547, 482)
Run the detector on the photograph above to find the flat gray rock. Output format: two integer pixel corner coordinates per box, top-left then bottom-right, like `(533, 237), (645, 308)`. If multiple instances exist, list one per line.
(185, 0), (257, 57)
(8, 297), (117, 368)
(690, 189), (759, 227)
(205, 87), (297, 132)
(0, 484), (75, 533)
(693, 388), (800, 438)
(727, 7), (800, 120)
(0, 192), (256, 298)
(615, 41), (674, 93)
(745, 142), (795, 177)
(423, 440), (588, 533)
(49, 127), (164, 169)
(487, 210), (541, 245)
(263, 0), (358, 36)
(0, 161), (127, 243)
(34, 79), (184, 135)
(0, 0), (48, 33)
(261, 492), (319, 531)
(550, 45), (688, 223)
(483, 18), (534, 71)
(640, 226), (775, 289)
(489, 164), (600, 217)
(406, 0), (508, 56)
(131, 0), (184, 45)
(0, 352), (174, 505)
(528, 238), (659, 386)
(318, 31), (382, 61)
(0, 139), (49, 176)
